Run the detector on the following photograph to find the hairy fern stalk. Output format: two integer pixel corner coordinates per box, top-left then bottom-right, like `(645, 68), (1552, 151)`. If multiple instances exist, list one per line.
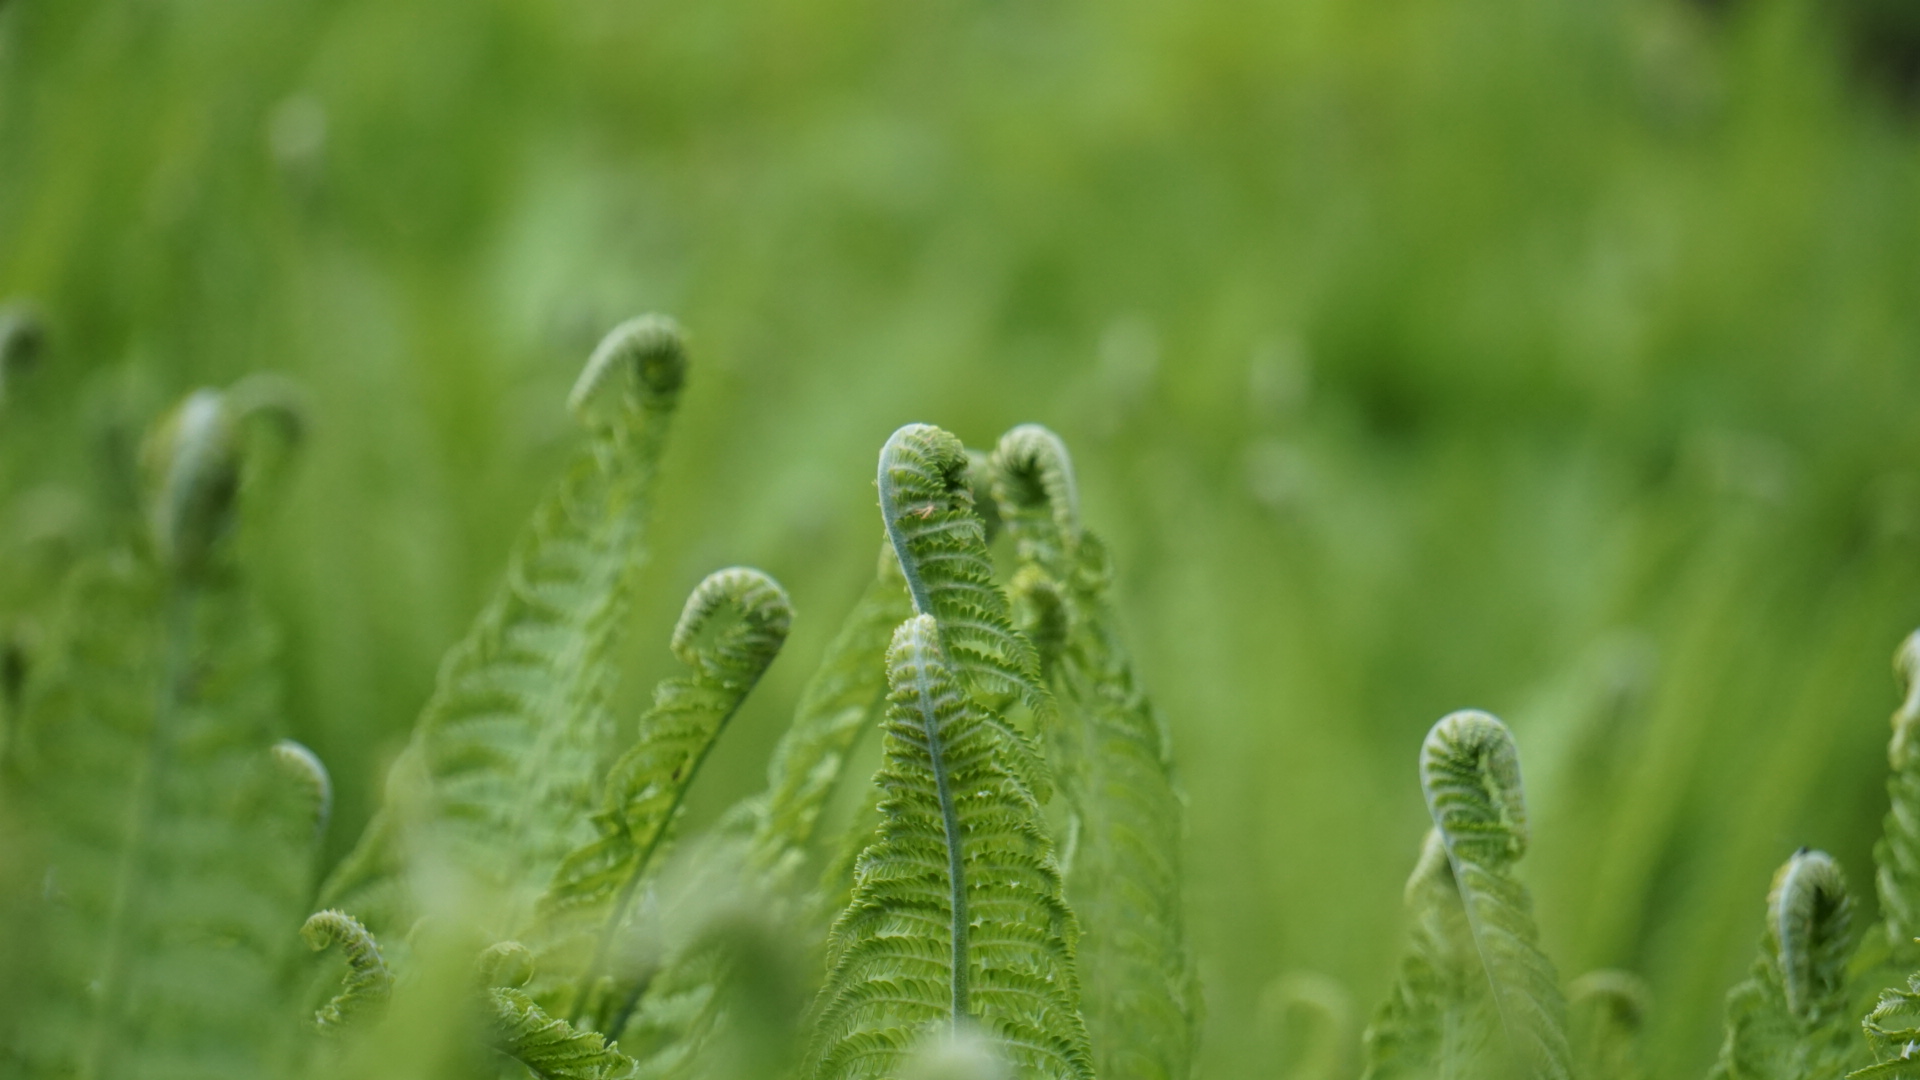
(26, 311), (1920, 1080)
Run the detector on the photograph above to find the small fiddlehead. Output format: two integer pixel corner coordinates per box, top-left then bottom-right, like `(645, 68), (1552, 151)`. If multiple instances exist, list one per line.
(535, 567), (790, 1030)
(484, 941), (639, 1080)
(989, 422), (1197, 1080)
(1419, 710), (1571, 1080)
(1568, 971), (1649, 1080)
(1878, 630), (1920, 962)
(301, 909), (393, 1033)
(1709, 848), (1862, 1080)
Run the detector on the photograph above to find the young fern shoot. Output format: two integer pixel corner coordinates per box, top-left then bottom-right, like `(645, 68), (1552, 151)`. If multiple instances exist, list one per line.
(805, 615), (1092, 1080)
(1877, 631), (1920, 967)
(320, 316), (687, 936)
(535, 566), (792, 1032)
(1708, 849), (1860, 1080)
(989, 423), (1198, 1080)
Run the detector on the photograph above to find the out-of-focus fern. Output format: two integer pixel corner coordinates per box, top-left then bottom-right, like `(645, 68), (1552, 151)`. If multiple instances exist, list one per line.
(1707, 848), (1862, 1080)
(301, 909), (393, 1034)
(485, 941), (641, 1080)
(988, 423), (1197, 1080)
(0, 384), (317, 1080)
(1877, 632), (1920, 967)
(1362, 828), (1505, 1080)
(320, 316), (687, 935)
(804, 614), (1093, 1080)
(1852, 970), (1920, 1079)
(533, 566), (791, 1031)
(1568, 971), (1650, 1080)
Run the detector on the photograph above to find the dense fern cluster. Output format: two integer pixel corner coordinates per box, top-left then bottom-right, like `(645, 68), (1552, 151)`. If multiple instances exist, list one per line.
(10, 311), (1920, 1080)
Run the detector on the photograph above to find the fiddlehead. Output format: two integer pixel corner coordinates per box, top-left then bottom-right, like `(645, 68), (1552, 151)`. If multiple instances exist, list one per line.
(1878, 630), (1920, 961)
(535, 567), (790, 1031)
(1419, 710), (1571, 1080)
(484, 941), (639, 1080)
(805, 614), (1092, 1080)
(272, 739), (333, 845)
(1568, 971), (1649, 1080)
(301, 909), (393, 1034)
(877, 424), (1055, 751)
(989, 423), (1197, 1080)
(1709, 849), (1861, 1080)
(321, 315), (688, 936)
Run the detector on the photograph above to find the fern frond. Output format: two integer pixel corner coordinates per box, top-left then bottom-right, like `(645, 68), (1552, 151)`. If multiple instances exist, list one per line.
(806, 614), (1093, 1080)
(1419, 710), (1571, 1080)
(272, 739), (333, 846)
(989, 423), (1198, 1080)
(301, 909), (393, 1033)
(1708, 849), (1862, 1080)
(1361, 828), (1504, 1080)
(1568, 971), (1649, 1080)
(1878, 631), (1920, 963)
(1257, 972), (1355, 1080)
(1853, 968), (1920, 1079)
(0, 386), (311, 1079)
(878, 425), (1055, 769)
(534, 567), (790, 1028)
(487, 940), (639, 1080)
(320, 316), (688, 934)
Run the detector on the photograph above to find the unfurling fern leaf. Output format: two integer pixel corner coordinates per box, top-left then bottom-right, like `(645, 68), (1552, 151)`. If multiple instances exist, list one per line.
(1877, 631), (1920, 966)
(877, 424), (1055, 765)
(607, 549), (911, 1079)
(534, 567), (791, 1031)
(1708, 848), (1862, 1080)
(1568, 971), (1649, 1080)
(485, 941), (640, 1080)
(989, 423), (1198, 1080)
(0, 385), (312, 1080)
(1420, 710), (1571, 1080)
(805, 614), (1093, 1080)
(320, 316), (687, 935)
(301, 909), (393, 1033)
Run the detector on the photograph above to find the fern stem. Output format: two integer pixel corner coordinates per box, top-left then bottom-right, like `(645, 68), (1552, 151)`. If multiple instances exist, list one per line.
(910, 630), (972, 1025)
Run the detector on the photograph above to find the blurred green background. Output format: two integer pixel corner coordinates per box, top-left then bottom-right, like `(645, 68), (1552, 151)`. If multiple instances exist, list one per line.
(4, 0), (1920, 1073)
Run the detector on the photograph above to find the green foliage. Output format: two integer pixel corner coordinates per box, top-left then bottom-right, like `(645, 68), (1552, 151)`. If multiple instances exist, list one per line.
(533, 565), (791, 1032)
(806, 613), (1092, 1080)
(1878, 632), (1920, 965)
(1568, 972), (1650, 1080)
(0, 384), (314, 1079)
(1362, 711), (1570, 1080)
(1708, 849), (1862, 1080)
(989, 423), (1198, 1080)
(319, 317), (687, 936)
(301, 909), (393, 1034)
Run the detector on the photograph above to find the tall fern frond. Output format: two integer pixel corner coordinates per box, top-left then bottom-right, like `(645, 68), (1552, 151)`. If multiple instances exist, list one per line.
(0, 386), (312, 1080)
(1878, 631), (1920, 965)
(605, 550), (911, 1078)
(534, 567), (791, 1030)
(990, 423), (1198, 1080)
(1568, 971), (1649, 1080)
(1417, 710), (1571, 1080)
(301, 909), (393, 1034)
(805, 614), (1093, 1080)
(320, 316), (688, 934)
(1708, 849), (1862, 1080)
(877, 425), (1054, 771)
